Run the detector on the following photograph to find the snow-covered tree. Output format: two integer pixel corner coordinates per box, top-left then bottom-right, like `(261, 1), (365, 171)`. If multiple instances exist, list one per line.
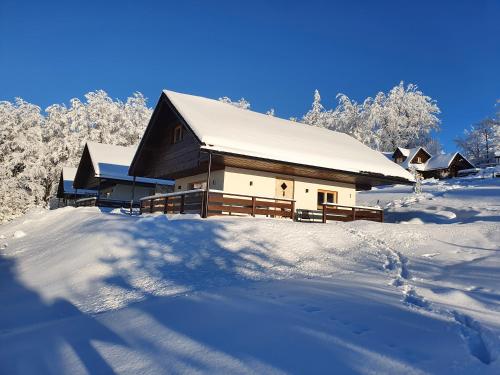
(0, 99), (47, 221)
(455, 117), (498, 164)
(218, 96), (251, 110)
(302, 90), (327, 127)
(301, 82), (440, 152)
(0, 91), (152, 223)
(370, 82), (440, 151)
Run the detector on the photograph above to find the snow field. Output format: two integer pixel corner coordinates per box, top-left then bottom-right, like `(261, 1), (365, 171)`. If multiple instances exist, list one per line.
(0, 177), (499, 374)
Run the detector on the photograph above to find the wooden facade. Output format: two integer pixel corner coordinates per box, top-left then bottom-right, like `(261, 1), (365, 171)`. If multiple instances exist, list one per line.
(392, 147), (474, 179)
(72, 142), (173, 208)
(421, 153), (475, 179)
(56, 168), (96, 207)
(392, 147), (432, 166)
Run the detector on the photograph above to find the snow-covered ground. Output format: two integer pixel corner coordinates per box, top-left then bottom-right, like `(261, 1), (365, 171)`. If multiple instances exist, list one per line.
(0, 177), (499, 374)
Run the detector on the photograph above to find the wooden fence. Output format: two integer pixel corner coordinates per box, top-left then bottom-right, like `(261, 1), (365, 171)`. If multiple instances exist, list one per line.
(139, 190), (295, 219)
(140, 190), (205, 215)
(322, 203), (383, 223)
(139, 190), (383, 223)
(206, 192), (295, 219)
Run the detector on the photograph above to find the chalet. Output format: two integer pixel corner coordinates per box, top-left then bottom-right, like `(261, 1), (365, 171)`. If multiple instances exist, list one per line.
(73, 142), (173, 208)
(128, 90), (414, 222)
(56, 167), (96, 206)
(392, 147), (475, 179)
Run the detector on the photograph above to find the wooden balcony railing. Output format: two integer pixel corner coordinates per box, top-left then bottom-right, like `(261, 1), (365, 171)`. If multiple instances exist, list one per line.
(206, 191), (295, 219)
(139, 189), (295, 219)
(139, 190), (382, 223)
(139, 189), (205, 214)
(321, 203), (383, 223)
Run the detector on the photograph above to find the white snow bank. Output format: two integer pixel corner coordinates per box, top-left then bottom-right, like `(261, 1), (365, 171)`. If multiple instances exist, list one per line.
(0, 177), (499, 374)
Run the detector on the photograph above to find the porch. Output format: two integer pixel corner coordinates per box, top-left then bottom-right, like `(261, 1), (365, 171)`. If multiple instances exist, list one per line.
(138, 190), (383, 223)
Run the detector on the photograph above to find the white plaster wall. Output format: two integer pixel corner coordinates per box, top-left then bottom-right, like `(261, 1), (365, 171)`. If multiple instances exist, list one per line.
(223, 167), (356, 210)
(174, 170), (225, 192)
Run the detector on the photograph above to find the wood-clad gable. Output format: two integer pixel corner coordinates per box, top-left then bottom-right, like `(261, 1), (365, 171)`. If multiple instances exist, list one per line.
(73, 144), (98, 189)
(392, 148), (407, 163)
(129, 93), (203, 179)
(409, 148), (431, 165)
(56, 172), (66, 198)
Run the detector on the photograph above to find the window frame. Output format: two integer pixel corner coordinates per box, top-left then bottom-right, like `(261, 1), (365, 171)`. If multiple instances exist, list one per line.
(188, 180), (207, 190)
(173, 125), (183, 144)
(317, 189), (338, 209)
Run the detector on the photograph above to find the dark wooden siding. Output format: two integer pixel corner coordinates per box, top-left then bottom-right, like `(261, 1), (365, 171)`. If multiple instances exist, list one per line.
(392, 149), (406, 162)
(73, 144), (99, 189)
(422, 153), (475, 179)
(409, 148), (432, 165)
(129, 94), (202, 180)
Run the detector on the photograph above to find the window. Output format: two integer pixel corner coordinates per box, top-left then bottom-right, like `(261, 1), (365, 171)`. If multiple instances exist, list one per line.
(188, 181), (207, 190)
(317, 189), (338, 209)
(173, 125), (183, 144)
(396, 157), (403, 163)
(416, 156), (422, 163)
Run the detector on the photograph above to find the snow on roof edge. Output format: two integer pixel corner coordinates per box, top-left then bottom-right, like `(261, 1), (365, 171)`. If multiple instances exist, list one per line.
(163, 90), (415, 184)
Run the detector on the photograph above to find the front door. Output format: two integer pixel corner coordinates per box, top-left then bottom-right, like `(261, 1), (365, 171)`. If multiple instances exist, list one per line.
(275, 177), (294, 199)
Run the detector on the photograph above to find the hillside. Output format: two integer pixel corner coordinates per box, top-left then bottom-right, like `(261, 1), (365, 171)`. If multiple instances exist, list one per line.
(1, 177), (499, 374)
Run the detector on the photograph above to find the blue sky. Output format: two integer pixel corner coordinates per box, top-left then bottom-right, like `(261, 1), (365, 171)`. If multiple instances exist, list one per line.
(1, 0), (498, 151)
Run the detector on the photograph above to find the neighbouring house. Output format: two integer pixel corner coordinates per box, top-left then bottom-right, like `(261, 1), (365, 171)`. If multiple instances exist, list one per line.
(56, 167), (97, 207)
(128, 90), (414, 221)
(391, 147), (475, 179)
(73, 142), (173, 208)
(495, 151), (500, 165)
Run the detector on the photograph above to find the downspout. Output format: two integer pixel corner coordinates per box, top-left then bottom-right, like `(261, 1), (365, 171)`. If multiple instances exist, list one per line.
(204, 151), (212, 218)
(130, 176), (136, 215)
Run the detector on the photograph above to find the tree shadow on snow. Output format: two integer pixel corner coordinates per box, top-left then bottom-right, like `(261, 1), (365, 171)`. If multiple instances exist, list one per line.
(0, 253), (125, 374)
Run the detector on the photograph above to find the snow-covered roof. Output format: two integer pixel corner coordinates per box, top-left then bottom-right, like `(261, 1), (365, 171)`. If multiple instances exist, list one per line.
(425, 153), (459, 171)
(163, 90), (414, 182)
(86, 142), (172, 185)
(495, 150), (500, 157)
(61, 167), (96, 195)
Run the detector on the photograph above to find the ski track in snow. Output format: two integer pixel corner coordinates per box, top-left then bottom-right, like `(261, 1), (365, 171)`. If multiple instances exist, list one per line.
(346, 226), (498, 365)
